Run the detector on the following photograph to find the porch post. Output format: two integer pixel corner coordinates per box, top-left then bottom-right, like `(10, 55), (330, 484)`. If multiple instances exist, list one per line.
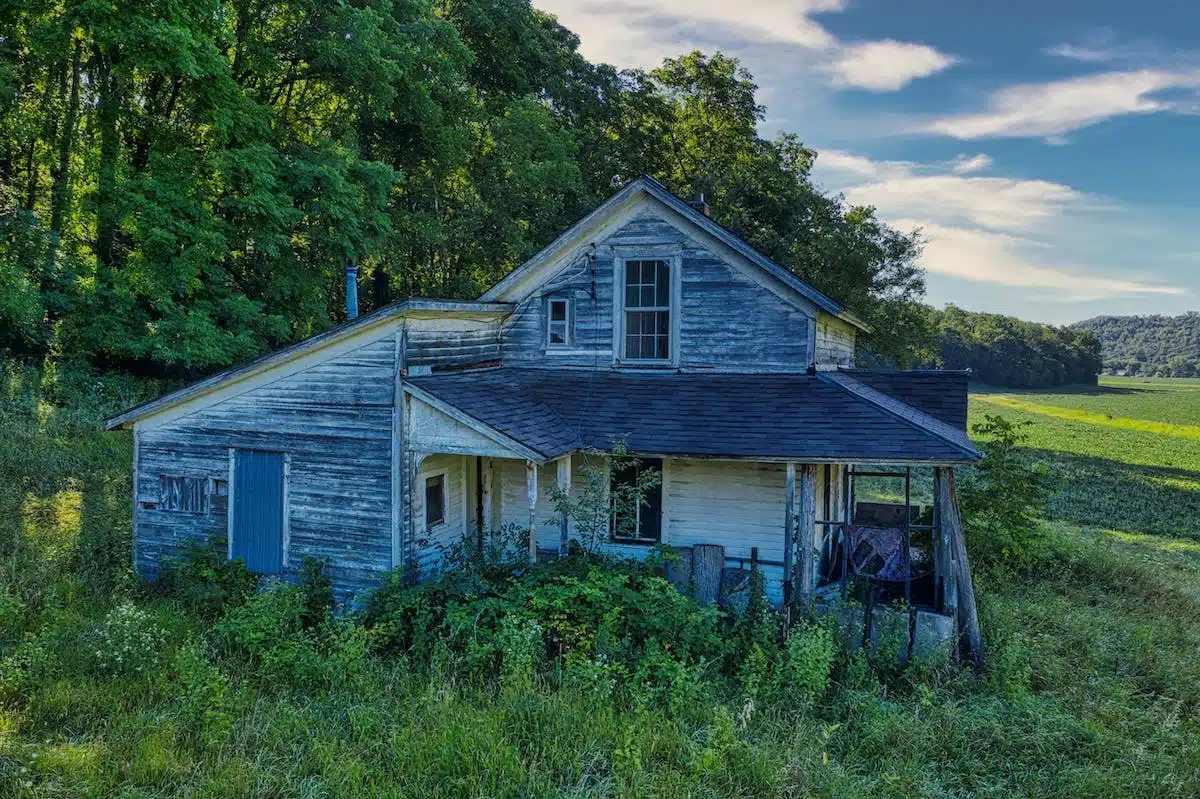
(481, 459), (494, 538)
(935, 466), (983, 670)
(784, 462), (796, 605)
(526, 461), (539, 563)
(556, 454), (572, 557)
(797, 464), (818, 608)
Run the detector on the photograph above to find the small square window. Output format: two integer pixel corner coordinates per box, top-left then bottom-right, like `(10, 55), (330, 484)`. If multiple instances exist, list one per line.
(547, 298), (571, 348)
(425, 474), (446, 528)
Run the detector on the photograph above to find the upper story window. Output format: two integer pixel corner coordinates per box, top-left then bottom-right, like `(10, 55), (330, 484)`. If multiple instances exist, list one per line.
(547, 297), (571, 348)
(623, 259), (671, 361)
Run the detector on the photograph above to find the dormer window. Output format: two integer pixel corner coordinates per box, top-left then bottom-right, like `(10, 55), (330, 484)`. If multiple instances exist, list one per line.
(547, 297), (571, 348)
(622, 259), (672, 361)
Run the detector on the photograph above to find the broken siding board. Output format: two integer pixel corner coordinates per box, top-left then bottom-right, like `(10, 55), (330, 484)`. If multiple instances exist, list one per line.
(134, 337), (397, 598)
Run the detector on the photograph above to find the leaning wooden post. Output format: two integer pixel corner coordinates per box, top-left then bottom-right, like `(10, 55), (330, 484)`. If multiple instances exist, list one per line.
(936, 466), (983, 670)
(556, 454), (572, 557)
(526, 461), (539, 563)
(797, 464), (818, 609)
(783, 462), (796, 606)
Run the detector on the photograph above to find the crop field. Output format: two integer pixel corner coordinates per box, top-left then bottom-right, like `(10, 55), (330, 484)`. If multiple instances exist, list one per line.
(1, 366), (1198, 797)
(971, 378), (1200, 539)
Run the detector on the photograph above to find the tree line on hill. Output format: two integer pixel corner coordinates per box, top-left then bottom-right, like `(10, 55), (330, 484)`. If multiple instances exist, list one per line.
(0, 0), (929, 374)
(1071, 313), (1200, 377)
(922, 306), (1103, 388)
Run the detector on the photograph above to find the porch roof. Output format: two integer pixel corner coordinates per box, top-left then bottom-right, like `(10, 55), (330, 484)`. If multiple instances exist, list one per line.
(406, 368), (981, 464)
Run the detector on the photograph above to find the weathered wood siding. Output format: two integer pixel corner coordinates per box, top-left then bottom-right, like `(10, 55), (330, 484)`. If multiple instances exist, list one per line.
(406, 317), (502, 369)
(500, 211), (816, 370)
(135, 336), (397, 598)
(815, 314), (856, 370)
(412, 453), (467, 577)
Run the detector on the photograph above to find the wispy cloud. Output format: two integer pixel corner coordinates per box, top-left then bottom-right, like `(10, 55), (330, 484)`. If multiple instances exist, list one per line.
(917, 69), (1200, 141)
(535, 1), (956, 91)
(815, 151), (1185, 300)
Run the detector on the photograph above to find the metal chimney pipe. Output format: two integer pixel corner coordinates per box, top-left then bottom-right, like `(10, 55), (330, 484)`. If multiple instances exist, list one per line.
(345, 263), (359, 320)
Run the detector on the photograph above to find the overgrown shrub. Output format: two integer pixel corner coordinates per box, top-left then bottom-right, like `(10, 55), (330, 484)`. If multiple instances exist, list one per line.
(170, 639), (237, 746)
(92, 602), (167, 677)
(959, 414), (1058, 569)
(157, 539), (257, 618)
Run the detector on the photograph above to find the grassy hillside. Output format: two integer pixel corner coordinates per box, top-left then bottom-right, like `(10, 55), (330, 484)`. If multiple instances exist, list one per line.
(1, 365), (1199, 797)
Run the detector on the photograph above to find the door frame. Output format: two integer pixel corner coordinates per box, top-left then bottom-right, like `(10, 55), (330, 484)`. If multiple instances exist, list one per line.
(227, 448), (291, 571)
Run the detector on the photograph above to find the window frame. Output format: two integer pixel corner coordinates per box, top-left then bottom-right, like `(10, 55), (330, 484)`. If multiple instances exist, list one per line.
(609, 456), (664, 545)
(424, 471), (447, 530)
(545, 296), (572, 349)
(613, 250), (682, 366)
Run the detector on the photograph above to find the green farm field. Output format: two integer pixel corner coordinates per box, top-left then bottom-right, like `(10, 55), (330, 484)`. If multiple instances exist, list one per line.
(1, 365), (1199, 798)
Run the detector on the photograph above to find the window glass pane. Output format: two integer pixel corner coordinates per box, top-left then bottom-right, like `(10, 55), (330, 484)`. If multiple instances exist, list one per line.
(626, 283), (640, 306)
(625, 332), (641, 359)
(425, 475), (445, 527)
(626, 261), (638, 284)
(550, 300), (567, 322)
(655, 335), (669, 360)
(640, 286), (656, 307)
(549, 323), (566, 345)
(656, 311), (669, 334)
(655, 265), (670, 305)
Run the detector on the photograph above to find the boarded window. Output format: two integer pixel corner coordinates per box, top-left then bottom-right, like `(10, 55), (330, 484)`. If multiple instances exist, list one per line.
(623, 259), (671, 361)
(425, 474), (446, 528)
(547, 298), (571, 347)
(610, 458), (663, 543)
(159, 476), (226, 513)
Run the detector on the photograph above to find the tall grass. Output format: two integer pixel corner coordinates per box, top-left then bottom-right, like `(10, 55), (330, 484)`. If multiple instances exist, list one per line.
(1, 364), (1199, 797)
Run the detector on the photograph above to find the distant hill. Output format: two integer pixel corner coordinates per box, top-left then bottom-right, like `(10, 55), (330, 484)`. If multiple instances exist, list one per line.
(925, 305), (1102, 388)
(1071, 313), (1200, 377)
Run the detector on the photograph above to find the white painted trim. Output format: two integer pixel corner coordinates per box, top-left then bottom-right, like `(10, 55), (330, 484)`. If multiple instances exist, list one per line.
(660, 457), (671, 546)
(612, 251), (683, 367)
(545, 296), (573, 350)
(131, 427), (141, 572)
(420, 467), (450, 531)
(281, 454), (291, 569)
(226, 448), (236, 561)
(556, 454), (572, 554)
(526, 461), (539, 561)
(402, 383), (547, 463)
(461, 455), (471, 546)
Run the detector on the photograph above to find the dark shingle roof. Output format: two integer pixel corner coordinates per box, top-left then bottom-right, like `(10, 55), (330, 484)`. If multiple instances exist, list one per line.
(839, 370), (970, 429)
(408, 368), (978, 463)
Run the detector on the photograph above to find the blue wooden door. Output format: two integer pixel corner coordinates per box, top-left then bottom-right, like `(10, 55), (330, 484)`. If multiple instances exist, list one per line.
(231, 450), (285, 574)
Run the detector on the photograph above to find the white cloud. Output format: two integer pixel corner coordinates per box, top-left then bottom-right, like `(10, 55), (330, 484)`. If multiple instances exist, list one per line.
(535, 1), (954, 90)
(950, 153), (992, 174)
(825, 40), (956, 92)
(815, 151), (1184, 300)
(919, 69), (1200, 140)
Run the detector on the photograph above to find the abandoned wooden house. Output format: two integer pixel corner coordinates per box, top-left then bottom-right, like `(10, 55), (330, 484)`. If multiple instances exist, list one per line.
(105, 175), (984, 662)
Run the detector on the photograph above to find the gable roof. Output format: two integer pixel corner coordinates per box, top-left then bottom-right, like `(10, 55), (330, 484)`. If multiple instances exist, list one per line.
(407, 367), (980, 464)
(479, 175), (871, 333)
(838, 369), (971, 429)
(103, 299), (513, 430)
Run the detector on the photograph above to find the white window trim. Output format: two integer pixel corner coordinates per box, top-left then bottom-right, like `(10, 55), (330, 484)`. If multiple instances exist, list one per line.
(545, 296), (572, 349)
(612, 251), (683, 367)
(422, 468), (449, 531)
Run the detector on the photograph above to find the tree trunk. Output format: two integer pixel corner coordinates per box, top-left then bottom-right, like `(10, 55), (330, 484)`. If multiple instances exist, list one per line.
(49, 38), (83, 239)
(93, 42), (122, 271)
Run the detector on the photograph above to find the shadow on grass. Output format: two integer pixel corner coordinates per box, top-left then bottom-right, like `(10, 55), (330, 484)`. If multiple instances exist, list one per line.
(971, 383), (1150, 397)
(1022, 447), (1200, 540)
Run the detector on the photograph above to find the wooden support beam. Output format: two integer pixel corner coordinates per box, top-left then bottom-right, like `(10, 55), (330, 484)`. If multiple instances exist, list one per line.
(557, 454), (572, 557)
(797, 464), (818, 608)
(481, 458), (494, 538)
(526, 460), (538, 563)
(784, 462), (796, 605)
(935, 467), (983, 670)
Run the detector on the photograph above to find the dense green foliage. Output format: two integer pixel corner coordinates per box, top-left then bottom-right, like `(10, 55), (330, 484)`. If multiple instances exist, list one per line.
(0, 1), (929, 374)
(1073, 313), (1200, 377)
(2, 363), (1200, 795)
(927, 305), (1102, 387)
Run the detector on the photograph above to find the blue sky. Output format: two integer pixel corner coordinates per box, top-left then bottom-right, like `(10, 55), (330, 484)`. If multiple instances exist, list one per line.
(535, 0), (1200, 324)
